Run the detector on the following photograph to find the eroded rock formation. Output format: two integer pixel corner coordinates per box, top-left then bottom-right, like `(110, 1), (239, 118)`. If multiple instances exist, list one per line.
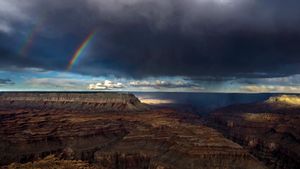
(208, 95), (300, 169)
(0, 92), (148, 112)
(0, 92), (266, 169)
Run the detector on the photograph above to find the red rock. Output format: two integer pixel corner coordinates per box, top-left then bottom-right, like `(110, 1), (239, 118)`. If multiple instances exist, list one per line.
(0, 92), (266, 169)
(207, 95), (300, 169)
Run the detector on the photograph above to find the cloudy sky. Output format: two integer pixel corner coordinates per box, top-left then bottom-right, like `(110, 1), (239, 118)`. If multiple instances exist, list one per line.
(0, 0), (300, 92)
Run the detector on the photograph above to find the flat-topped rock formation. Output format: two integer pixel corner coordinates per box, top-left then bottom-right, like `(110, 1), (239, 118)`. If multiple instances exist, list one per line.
(0, 92), (148, 112)
(0, 92), (266, 169)
(207, 94), (300, 169)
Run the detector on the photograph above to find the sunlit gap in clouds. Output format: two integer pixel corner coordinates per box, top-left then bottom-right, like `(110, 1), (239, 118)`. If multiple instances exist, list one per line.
(137, 95), (175, 105)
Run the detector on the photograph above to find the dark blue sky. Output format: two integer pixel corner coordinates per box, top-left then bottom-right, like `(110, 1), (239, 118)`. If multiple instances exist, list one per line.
(0, 0), (300, 92)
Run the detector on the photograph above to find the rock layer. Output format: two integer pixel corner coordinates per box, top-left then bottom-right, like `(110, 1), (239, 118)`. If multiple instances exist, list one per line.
(208, 95), (300, 169)
(0, 92), (148, 112)
(0, 92), (266, 169)
(7, 155), (98, 169)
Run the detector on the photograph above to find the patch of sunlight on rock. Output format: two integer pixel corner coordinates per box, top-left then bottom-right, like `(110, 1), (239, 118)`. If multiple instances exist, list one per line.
(7, 155), (97, 169)
(266, 95), (300, 105)
(243, 113), (280, 122)
(140, 98), (174, 105)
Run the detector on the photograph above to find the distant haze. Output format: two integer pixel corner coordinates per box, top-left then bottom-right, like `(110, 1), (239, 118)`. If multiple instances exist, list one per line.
(134, 92), (293, 113)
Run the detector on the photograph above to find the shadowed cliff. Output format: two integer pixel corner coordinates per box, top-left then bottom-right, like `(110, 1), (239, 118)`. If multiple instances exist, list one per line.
(207, 94), (300, 169)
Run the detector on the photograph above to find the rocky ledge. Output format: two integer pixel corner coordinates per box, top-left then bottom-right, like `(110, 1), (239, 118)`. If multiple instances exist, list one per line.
(207, 94), (300, 169)
(0, 92), (266, 169)
(0, 92), (148, 112)
(7, 155), (97, 169)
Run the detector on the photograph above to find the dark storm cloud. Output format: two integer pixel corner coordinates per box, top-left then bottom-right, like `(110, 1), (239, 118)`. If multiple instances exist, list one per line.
(129, 80), (202, 89)
(1, 0), (300, 79)
(0, 78), (14, 85)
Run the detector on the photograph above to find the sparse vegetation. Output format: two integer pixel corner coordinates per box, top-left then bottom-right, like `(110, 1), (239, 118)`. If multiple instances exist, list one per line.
(7, 155), (98, 169)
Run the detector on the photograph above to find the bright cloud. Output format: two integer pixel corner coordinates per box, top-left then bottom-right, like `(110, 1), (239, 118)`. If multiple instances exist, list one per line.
(88, 79), (204, 91)
(88, 80), (124, 90)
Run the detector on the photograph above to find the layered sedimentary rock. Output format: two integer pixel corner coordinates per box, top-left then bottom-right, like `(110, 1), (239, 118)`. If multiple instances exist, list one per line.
(7, 155), (98, 169)
(0, 92), (148, 112)
(208, 95), (300, 169)
(0, 92), (266, 169)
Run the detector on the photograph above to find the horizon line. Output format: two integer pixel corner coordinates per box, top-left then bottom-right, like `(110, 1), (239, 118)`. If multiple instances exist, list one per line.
(0, 90), (299, 94)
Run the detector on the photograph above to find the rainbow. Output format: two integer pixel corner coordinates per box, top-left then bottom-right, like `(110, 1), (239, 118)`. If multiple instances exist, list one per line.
(67, 31), (96, 70)
(18, 18), (46, 57)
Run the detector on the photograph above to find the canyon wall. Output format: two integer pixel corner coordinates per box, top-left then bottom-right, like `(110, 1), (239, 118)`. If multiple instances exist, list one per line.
(207, 95), (300, 169)
(0, 92), (148, 112)
(0, 92), (266, 168)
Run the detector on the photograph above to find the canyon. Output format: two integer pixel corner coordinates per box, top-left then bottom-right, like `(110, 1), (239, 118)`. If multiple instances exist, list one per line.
(0, 92), (267, 169)
(208, 95), (300, 169)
